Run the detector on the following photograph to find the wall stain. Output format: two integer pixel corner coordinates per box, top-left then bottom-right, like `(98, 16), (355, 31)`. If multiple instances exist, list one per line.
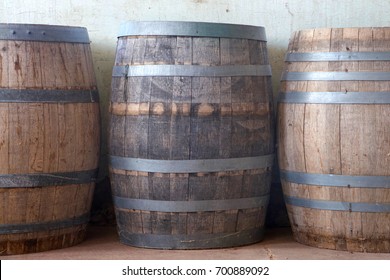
(284, 2), (294, 17)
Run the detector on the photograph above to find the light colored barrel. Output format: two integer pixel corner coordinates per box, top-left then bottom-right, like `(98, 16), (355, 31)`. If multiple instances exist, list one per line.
(109, 21), (274, 249)
(278, 27), (390, 252)
(0, 24), (100, 255)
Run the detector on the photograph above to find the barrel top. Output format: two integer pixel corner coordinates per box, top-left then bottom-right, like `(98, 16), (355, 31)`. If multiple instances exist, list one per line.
(0, 23), (90, 43)
(118, 21), (267, 41)
(292, 26), (390, 33)
(290, 27), (390, 43)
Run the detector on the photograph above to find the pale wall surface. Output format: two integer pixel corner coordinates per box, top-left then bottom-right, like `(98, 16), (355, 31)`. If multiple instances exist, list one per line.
(1, 0), (390, 177)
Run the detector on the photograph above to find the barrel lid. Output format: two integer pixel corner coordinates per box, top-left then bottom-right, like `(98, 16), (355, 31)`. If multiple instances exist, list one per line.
(0, 23), (90, 43)
(118, 21), (267, 41)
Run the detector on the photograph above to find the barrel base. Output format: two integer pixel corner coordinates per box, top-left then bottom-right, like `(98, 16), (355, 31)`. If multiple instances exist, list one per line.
(0, 225), (87, 255)
(117, 228), (265, 250)
(291, 228), (390, 253)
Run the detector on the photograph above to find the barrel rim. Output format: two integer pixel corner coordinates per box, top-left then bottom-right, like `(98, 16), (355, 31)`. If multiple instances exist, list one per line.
(0, 213), (90, 234)
(0, 23), (90, 43)
(278, 91), (390, 104)
(112, 195), (270, 212)
(118, 21), (267, 41)
(0, 89), (100, 103)
(285, 51), (390, 62)
(112, 65), (272, 77)
(109, 154), (275, 173)
(0, 169), (98, 188)
(291, 26), (390, 33)
(280, 170), (390, 188)
(284, 195), (390, 213)
(281, 71), (390, 81)
(118, 228), (264, 249)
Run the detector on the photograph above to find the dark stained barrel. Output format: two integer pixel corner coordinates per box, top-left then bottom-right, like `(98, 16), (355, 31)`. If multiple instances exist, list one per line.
(109, 21), (274, 249)
(0, 24), (100, 255)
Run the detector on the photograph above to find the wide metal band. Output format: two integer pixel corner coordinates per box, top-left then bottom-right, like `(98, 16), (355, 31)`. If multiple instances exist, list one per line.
(118, 228), (264, 249)
(285, 52), (390, 62)
(278, 91), (390, 104)
(0, 89), (99, 103)
(280, 170), (390, 188)
(113, 195), (269, 212)
(0, 169), (98, 188)
(0, 24), (90, 43)
(285, 196), (390, 213)
(109, 154), (274, 173)
(112, 65), (272, 77)
(118, 21), (267, 41)
(281, 71), (390, 81)
(0, 213), (90, 234)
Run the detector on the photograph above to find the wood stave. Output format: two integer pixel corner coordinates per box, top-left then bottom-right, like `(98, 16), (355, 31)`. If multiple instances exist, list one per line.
(278, 27), (390, 252)
(109, 23), (274, 249)
(0, 24), (100, 255)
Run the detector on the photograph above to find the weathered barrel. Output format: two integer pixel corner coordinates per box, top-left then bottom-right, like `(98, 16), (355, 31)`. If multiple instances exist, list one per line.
(109, 21), (274, 249)
(278, 27), (390, 252)
(0, 24), (100, 255)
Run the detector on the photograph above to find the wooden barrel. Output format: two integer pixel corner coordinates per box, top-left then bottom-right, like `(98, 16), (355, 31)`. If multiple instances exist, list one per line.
(278, 27), (390, 252)
(109, 21), (274, 249)
(0, 24), (100, 255)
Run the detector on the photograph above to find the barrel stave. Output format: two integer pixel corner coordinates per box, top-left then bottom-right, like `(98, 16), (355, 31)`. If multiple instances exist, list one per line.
(109, 22), (274, 249)
(0, 24), (100, 255)
(279, 27), (390, 252)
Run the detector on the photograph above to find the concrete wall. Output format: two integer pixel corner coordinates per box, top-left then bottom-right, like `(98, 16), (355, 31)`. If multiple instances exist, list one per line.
(1, 0), (390, 179)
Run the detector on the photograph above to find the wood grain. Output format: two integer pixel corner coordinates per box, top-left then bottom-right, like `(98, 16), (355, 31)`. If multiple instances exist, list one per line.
(278, 27), (390, 252)
(0, 26), (100, 255)
(109, 29), (274, 249)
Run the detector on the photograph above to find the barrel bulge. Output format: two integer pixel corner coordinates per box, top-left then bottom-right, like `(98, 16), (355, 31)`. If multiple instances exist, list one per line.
(278, 27), (390, 252)
(109, 22), (274, 249)
(0, 24), (100, 255)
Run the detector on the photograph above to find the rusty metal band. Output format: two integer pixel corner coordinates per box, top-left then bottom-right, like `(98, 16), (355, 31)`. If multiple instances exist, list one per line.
(0, 169), (98, 188)
(281, 71), (390, 81)
(285, 196), (390, 213)
(280, 170), (390, 188)
(0, 213), (90, 234)
(117, 228), (265, 249)
(285, 52), (390, 62)
(0, 89), (99, 103)
(109, 154), (274, 173)
(112, 65), (272, 77)
(113, 195), (269, 212)
(278, 91), (390, 104)
(0, 23), (90, 43)
(118, 21), (267, 41)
